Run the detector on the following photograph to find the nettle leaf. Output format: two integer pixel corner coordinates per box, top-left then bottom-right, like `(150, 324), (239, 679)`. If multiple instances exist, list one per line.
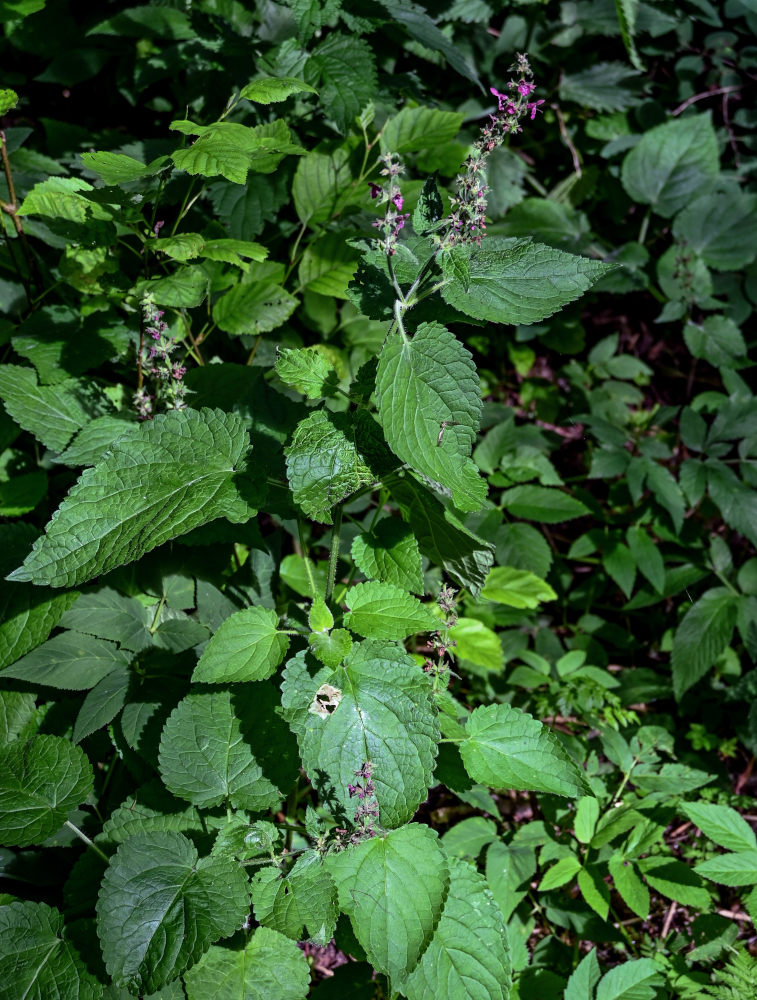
(380, 106), (463, 154)
(281, 641), (440, 827)
(240, 76), (318, 103)
(285, 409), (377, 524)
(404, 855), (510, 997)
(308, 627), (353, 668)
(481, 566), (557, 609)
(460, 704), (589, 798)
(97, 830), (251, 994)
(621, 113), (719, 218)
(682, 802), (757, 853)
(376, 322), (485, 512)
(251, 852), (338, 945)
(183, 926), (311, 1000)
(344, 580), (438, 639)
(9, 408), (254, 588)
(671, 587), (738, 699)
(326, 825), (450, 984)
(0, 901), (102, 1000)
(193, 606), (289, 683)
(0, 630), (131, 689)
(158, 688), (285, 811)
(59, 414), (138, 468)
(171, 119), (304, 183)
(0, 735), (93, 847)
(275, 346), (339, 399)
(672, 189), (757, 271)
(213, 281), (298, 336)
(309, 33), (377, 134)
(441, 238), (613, 327)
(351, 517), (424, 594)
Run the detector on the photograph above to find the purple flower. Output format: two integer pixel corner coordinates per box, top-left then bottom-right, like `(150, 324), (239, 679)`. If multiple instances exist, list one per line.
(368, 182), (382, 198)
(517, 80), (535, 96)
(527, 99), (545, 120)
(490, 86), (507, 111)
(153, 220), (165, 237)
(392, 192), (404, 211)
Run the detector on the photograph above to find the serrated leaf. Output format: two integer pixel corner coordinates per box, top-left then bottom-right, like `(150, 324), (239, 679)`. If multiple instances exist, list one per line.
(96, 830), (251, 994)
(80, 150), (153, 184)
(609, 856), (650, 919)
(9, 408), (253, 588)
(183, 926), (310, 1000)
(595, 957), (663, 1000)
(58, 414), (138, 467)
(0, 901), (102, 1000)
(540, 856), (581, 891)
(448, 617), (503, 673)
(309, 33), (377, 134)
(413, 174), (444, 235)
(672, 189), (757, 271)
(343, 580), (437, 639)
(308, 628), (353, 667)
(380, 106), (463, 154)
(326, 824), (449, 984)
(578, 864), (611, 920)
(251, 853), (338, 945)
(481, 566), (556, 609)
(0, 735), (93, 846)
(0, 631), (131, 689)
(559, 62), (642, 112)
(441, 238), (613, 327)
(275, 347), (339, 399)
(351, 517), (424, 594)
(158, 689), (284, 811)
(694, 852), (757, 887)
(292, 141), (356, 226)
(213, 282), (298, 335)
(626, 526), (664, 594)
(621, 113), (719, 218)
(682, 802), (757, 853)
(494, 522), (552, 580)
(193, 607), (289, 683)
(298, 232), (358, 298)
(461, 703), (589, 797)
(637, 857), (711, 907)
(671, 588), (738, 699)
(73, 664), (131, 743)
(500, 484), (589, 523)
(281, 641), (439, 827)
(285, 409), (376, 524)
(403, 855), (510, 1000)
(60, 586), (151, 651)
(0, 690), (37, 745)
(138, 266), (209, 308)
(565, 948), (601, 1000)
(240, 76), (318, 103)
(378, 0), (481, 87)
(376, 322), (485, 512)
(171, 119), (303, 183)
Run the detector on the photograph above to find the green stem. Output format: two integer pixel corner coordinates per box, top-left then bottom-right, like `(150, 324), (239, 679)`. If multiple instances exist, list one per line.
(170, 178), (197, 237)
(65, 820), (109, 862)
(325, 504), (344, 603)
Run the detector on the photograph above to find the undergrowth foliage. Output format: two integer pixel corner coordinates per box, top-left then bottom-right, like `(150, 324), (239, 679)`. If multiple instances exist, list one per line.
(1, 1), (757, 998)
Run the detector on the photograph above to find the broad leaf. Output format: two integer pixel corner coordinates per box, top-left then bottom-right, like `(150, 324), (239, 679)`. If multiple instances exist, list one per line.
(97, 830), (251, 993)
(9, 408), (254, 588)
(251, 852), (338, 945)
(309, 33), (377, 134)
(375, 322), (485, 512)
(682, 802), (757, 853)
(481, 566), (557, 609)
(326, 824), (449, 984)
(441, 238), (613, 327)
(694, 852), (757, 887)
(595, 957), (665, 1000)
(351, 517), (424, 594)
(60, 587), (152, 652)
(0, 735), (93, 846)
(240, 76), (318, 103)
(275, 347), (339, 399)
(671, 588), (738, 699)
(380, 106), (463, 154)
(343, 580), (438, 639)
(0, 630), (131, 689)
(0, 690), (37, 745)
(672, 189), (757, 271)
(565, 948), (601, 1000)
(192, 606), (289, 683)
(500, 484), (589, 523)
(609, 856), (650, 919)
(73, 664), (131, 743)
(460, 703), (589, 797)
(213, 282), (298, 335)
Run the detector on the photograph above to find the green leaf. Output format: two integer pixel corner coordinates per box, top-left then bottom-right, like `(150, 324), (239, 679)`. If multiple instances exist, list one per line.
(672, 189), (757, 271)
(614, 0), (643, 69)
(285, 409), (376, 525)
(0, 89), (18, 116)
(158, 689), (285, 811)
(73, 664), (131, 743)
(448, 617), (504, 673)
(59, 414), (138, 468)
(574, 796), (601, 844)
(60, 587), (151, 652)
(183, 926), (310, 1000)
(682, 802), (757, 853)
(326, 824), (449, 984)
(565, 948), (601, 1000)
(684, 316), (746, 368)
(441, 238), (613, 327)
(481, 566), (556, 609)
(17, 176), (102, 223)
(298, 232), (358, 298)
(171, 119), (304, 183)
(97, 830), (251, 994)
(275, 347), (339, 400)
(460, 703), (589, 797)
(578, 864), (611, 920)
(281, 641), (439, 827)
(403, 856), (511, 1000)
(292, 140), (357, 226)
(0, 690), (37, 745)
(413, 174), (444, 235)
(0, 901), (102, 1000)
(495, 523), (553, 580)
(609, 855), (650, 919)
(595, 958), (664, 1000)
(0, 735), (93, 846)
(621, 113), (719, 218)
(380, 107), (463, 154)
(0, 365), (111, 454)
(80, 150), (152, 184)
(351, 517), (424, 594)
(694, 852), (757, 887)
(89, 5), (194, 37)
(251, 853), (338, 945)
(540, 855), (581, 891)
(376, 322), (485, 512)
(9, 408), (254, 588)
(637, 857), (711, 907)
(240, 76), (318, 103)
(343, 580), (437, 639)
(378, 0), (481, 87)
(0, 630), (131, 689)
(309, 33), (377, 134)
(559, 62), (641, 112)
(671, 587), (738, 699)
(308, 626), (353, 667)
(626, 526), (665, 594)
(500, 484), (589, 523)
(193, 607), (289, 684)
(213, 282), (298, 336)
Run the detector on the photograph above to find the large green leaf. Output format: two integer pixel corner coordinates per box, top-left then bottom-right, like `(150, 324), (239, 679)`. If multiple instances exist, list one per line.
(460, 704), (589, 797)
(672, 189), (757, 271)
(285, 410), (377, 524)
(500, 484), (589, 523)
(240, 76), (318, 104)
(9, 408), (254, 588)
(0, 901), (102, 1000)
(441, 238), (613, 327)
(213, 282), (298, 336)
(275, 347), (339, 400)
(343, 580), (438, 639)
(281, 641), (439, 827)
(193, 607), (289, 683)
(0, 735), (93, 846)
(292, 140), (357, 226)
(682, 802), (757, 853)
(171, 119), (304, 183)
(481, 566), (557, 609)
(183, 926), (310, 1000)
(595, 958), (664, 1000)
(694, 851), (757, 887)
(326, 824), (449, 984)
(251, 852), (338, 945)
(0, 630), (131, 689)
(403, 856), (511, 1000)
(60, 587), (152, 652)
(621, 113), (719, 217)
(309, 33), (377, 134)
(97, 830), (251, 994)
(671, 587), (738, 699)
(158, 689), (284, 811)
(351, 517), (424, 594)
(380, 106), (463, 154)
(0, 690), (37, 745)
(376, 322), (485, 512)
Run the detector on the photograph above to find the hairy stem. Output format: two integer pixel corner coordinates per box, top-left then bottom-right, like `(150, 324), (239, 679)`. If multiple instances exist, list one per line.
(65, 820), (109, 862)
(325, 504), (344, 603)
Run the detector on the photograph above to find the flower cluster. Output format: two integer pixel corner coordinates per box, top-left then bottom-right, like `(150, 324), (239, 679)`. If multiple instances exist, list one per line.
(447, 54), (542, 245)
(368, 151), (410, 256)
(423, 584), (459, 692)
(133, 294), (187, 418)
(347, 761), (380, 840)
